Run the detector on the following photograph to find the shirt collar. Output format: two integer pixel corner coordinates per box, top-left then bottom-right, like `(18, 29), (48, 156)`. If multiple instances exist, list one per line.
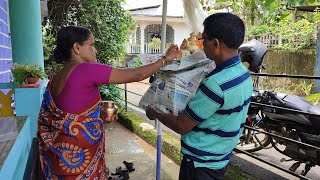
(206, 55), (240, 78)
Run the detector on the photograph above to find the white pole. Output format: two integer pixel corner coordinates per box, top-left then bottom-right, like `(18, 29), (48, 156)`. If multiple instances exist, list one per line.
(160, 0), (168, 53)
(156, 1), (167, 180)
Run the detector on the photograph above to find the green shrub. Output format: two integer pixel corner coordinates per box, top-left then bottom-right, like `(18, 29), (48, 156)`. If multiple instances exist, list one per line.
(131, 56), (142, 68)
(305, 93), (320, 106)
(44, 0), (134, 103)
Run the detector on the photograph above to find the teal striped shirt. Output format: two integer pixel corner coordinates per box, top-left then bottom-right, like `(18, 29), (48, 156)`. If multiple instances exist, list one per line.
(182, 55), (253, 170)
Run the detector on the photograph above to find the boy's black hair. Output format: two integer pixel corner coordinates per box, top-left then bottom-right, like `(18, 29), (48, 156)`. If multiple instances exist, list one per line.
(203, 13), (245, 49)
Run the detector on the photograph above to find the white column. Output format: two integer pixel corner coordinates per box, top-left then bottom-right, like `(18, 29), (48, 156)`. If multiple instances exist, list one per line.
(133, 27), (137, 44)
(140, 24), (146, 53)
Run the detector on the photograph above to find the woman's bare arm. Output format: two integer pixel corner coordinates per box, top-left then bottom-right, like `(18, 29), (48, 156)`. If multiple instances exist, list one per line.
(108, 44), (181, 84)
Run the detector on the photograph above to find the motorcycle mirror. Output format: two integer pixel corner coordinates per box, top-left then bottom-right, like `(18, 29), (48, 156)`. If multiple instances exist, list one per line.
(239, 39), (268, 73)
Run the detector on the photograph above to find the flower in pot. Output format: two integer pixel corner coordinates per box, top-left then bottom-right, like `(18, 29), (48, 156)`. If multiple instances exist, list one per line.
(11, 63), (47, 86)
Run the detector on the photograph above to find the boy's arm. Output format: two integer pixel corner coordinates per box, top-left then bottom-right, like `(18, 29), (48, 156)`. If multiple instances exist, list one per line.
(146, 80), (223, 135)
(146, 106), (198, 135)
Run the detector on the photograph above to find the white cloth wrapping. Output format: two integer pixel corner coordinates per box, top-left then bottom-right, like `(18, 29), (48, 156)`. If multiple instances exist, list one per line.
(182, 0), (208, 33)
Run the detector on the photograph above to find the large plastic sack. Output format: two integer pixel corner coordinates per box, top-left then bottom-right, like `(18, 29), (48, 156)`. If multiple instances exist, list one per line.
(139, 51), (215, 115)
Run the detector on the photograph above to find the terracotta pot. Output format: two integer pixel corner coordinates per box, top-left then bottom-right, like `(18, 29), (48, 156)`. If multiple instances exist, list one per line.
(26, 77), (39, 84)
(101, 101), (118, 122)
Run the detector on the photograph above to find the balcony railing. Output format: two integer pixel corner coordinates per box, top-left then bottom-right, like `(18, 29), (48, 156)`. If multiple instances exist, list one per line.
(129, 43), (141, 54)
(128, 43), (172, 54)
(144, 43), (161, 54)
(128, 32), (317, 54)
(245, 33), (316, 48)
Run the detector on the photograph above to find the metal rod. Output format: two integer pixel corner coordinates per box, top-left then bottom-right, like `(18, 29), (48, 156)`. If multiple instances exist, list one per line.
(156, 1), (167, 179)
(136, 81), (151, 85)
(126, 101), (138, 107)
(156, 118), (162, 180)
(114, 86), (144, 97)
(244, 125), (320, 151)
(114, 96), (141, 108)
(234, 148), (310, 180)
(124, 83), (128, 111)
(124, 90), (143, 97)
(250, 73), (320, 80)
(251, 102), (320, 117)
(113, 96), (125, 102)
(114, 86), (125, 91)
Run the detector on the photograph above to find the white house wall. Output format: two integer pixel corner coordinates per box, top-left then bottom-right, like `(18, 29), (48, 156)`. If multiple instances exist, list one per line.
(134, 16), (184, 23)
(168, 22), (194, 46)
(125, 0), (208, 54)
(134, 20), (192, 49)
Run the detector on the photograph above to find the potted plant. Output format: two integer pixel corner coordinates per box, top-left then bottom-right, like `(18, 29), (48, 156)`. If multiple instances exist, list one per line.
(11, 63), (47, 86)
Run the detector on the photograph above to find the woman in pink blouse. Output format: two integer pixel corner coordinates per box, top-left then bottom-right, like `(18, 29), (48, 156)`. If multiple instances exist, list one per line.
(38, 26), (180, 180)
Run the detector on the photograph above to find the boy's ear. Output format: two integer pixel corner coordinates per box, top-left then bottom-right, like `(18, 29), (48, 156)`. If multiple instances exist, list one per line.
(213, 38), (220, 48)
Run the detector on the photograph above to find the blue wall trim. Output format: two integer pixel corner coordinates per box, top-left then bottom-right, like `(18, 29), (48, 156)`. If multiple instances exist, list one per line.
(0, 117), (31, 180)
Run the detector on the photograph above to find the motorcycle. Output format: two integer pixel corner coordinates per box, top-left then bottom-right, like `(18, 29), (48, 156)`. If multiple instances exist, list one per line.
(237, 39), (320, 176)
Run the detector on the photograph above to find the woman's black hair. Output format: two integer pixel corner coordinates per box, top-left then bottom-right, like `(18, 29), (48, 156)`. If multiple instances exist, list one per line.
(53, 26), (91, 63)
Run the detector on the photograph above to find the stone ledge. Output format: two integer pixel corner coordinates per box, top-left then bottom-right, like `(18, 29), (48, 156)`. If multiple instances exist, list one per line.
(118, 111), (256, 180)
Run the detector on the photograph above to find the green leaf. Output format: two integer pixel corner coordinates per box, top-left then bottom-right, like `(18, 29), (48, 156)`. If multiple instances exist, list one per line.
(264, 0), (275, 7)
(269, 2), (278, 14)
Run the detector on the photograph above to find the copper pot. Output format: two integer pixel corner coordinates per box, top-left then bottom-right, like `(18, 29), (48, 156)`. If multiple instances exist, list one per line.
(101, 101), (118, 122)
(26, 77), (39, 84)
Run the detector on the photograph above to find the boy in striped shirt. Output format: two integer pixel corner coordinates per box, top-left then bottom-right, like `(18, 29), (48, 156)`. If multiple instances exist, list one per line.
(146, 13), (253, 180)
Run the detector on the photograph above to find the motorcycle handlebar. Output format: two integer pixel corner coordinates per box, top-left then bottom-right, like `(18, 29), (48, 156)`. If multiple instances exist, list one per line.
(267, 91), (286, 106)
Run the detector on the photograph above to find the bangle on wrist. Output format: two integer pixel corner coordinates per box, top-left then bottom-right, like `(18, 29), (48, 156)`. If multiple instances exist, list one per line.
(160, 58), (165, 67)
(160, 56), (167, 67)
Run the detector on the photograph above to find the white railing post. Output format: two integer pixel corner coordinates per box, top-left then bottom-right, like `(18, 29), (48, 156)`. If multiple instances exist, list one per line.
(127, 43), (142, 54)
(278, 34), (282, 45)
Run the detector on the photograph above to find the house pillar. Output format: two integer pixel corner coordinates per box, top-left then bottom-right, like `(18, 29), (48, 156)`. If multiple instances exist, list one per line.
(9, 0), (44, 68)
(133, 27), (137, 44)
(140, 24), (146, 53)
(8, 0), (46, 137)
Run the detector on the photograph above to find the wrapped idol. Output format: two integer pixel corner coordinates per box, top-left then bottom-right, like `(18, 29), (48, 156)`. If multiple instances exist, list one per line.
(177, 32), (204, 61)
(139, 33), (216, 115)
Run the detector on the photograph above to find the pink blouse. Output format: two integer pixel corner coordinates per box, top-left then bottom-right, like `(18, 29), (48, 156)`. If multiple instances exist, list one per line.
(55, 63), (113, 113)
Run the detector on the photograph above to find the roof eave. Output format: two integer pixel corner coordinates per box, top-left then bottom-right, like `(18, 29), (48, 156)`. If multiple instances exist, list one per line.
(127, 5), (161, 11)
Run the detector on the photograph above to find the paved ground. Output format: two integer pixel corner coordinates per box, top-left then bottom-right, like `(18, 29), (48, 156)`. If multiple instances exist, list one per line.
(250, 148), (320, 180)
(105, 122), (179, 180)
(119, 80), (320, 180)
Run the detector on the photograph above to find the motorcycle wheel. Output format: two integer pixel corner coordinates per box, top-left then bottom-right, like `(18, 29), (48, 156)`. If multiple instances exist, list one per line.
(237, 121), (271, 152)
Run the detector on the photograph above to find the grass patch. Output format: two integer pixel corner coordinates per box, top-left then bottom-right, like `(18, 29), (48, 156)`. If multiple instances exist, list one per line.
(225, 164), (257, 180)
